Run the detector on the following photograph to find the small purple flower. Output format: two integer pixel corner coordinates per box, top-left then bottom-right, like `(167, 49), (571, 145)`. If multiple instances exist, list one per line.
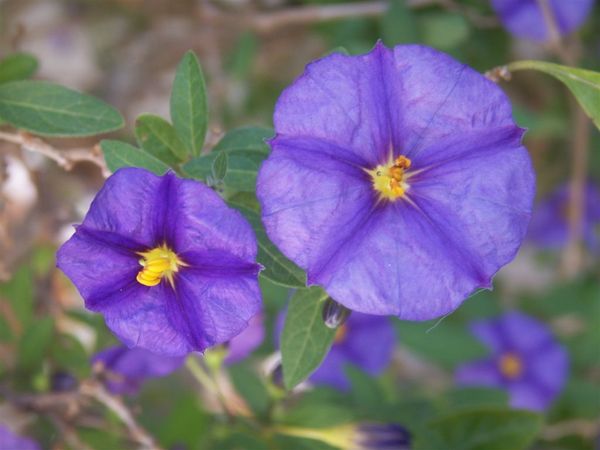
(225, 313), (265, 364)
(490, 0), (595, 41)
(456, 312), (569, 412)
(527, 182), (600, 251)
(57, 168), (262, 356)
(92, 345), (185, 395)
(257, 43), (534, 320)
(276, 311), (396, 390)
(0, 425), (40, 450)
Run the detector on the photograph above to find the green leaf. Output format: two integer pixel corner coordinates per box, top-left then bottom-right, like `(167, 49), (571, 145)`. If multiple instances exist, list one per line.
(212, 151), (228, 182)
(101, 140), (169, 175)
(508, 60), (600, 130)
(17, 317), (54, 373)
(381, 0), (418, 45)
(281, 287), (335, 390)
(135, 114), (188, 165)
(0, 266), (34, 331)
(415, 408), (543, 450)
(183, 126), (272, 191)
(170, 51), (208, 156)
(0, 52), (38, 84)
(279, 388), (353, 428)
(229, 203), (306, 288)
(0, 80), (124, 136)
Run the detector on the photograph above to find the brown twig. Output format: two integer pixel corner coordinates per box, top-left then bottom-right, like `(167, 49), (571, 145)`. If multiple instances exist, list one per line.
(0, 130), (110, 178)
(80, 380), (162, 450)
(203, 0), (497, 34)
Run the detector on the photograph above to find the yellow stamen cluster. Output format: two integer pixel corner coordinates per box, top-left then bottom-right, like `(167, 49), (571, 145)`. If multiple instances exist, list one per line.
(499, 352), (523, 379)
(367, 155), (412, 201)
(136, 244), (185, 287)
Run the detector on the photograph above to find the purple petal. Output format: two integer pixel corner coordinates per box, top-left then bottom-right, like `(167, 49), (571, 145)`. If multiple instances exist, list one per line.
(455, 360), (502, 387)
(168, 176), (258, 260)
(310, 346), (352, 390)
(469, 319), (506, 353)
(258, 136), (373, 272)
(527, 340), (569, 397)
(101, 283), (193, 356)
(0, 426), (40, 450)
(273, 43), (395, 167)
(225, 313), (265, 364)
(93, 345), (184, 395)
(491, 0), (594, 41)
(79, 167), (164, 247)
(163, 268), (262, 352)
(341, 313), (395, 375)
(507, 380), (549, 411)
(56, 230), (140, 308)
(498, 311), (557, 353)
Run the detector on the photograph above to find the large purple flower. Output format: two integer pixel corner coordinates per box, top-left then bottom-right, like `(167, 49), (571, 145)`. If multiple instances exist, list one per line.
(57, 168), (262, 356)
(490, 0), (595, 41)
(527, 182), (600, 252)
(257, 43), (534, 320)
(0, 425), (40, 450)
(92, 345), (185, 395)
(455, 312), (569, 412)
(276, 311), (396, 390)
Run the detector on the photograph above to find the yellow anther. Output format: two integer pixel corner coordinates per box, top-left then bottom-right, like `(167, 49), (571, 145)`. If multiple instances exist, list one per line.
(366, 154), (412, 201)
(499, 352), (523, 379)
(136, 244), (185, 287)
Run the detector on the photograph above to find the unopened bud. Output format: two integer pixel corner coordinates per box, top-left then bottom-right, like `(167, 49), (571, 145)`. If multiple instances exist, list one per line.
(322, 298), (351, 329)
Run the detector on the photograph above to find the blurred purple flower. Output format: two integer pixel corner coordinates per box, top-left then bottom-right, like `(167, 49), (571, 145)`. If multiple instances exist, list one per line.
(456, 312), (569, 411)
(57, 168), (262, 356)
(93, 345), (184, 395)
(257, 43), (534, 320)
(276, 311), (396, 390)
(490, 0), (594, 41)
(225, 313), (265, 364)
(527, 182), (600, 251)
(0, 425), (40, 450)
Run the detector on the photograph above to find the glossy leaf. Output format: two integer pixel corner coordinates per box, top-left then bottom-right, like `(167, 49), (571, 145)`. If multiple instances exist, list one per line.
(509, 60), (600, 130)
(101, 140), (169, 175)
(281, 287), (335, 390)
(0, 52), (38, 84)
(135, 114), (188, 165)
(170, 51), (208, 156)
(0, 81), (124, 136)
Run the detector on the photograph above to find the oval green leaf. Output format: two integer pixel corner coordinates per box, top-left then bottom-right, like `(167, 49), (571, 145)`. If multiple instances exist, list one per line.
(0, 80), (124, 137)
(170, 51), (208, 156)
(281, 287), (335, 390)
(101, 139), (169, 175)
(135, 114), (188, 165)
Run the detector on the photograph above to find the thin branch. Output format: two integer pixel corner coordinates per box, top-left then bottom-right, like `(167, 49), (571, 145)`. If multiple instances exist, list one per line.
(0, 130), (110, 178)
(202, 0), (497, 34)
(80, 380), (162, 450)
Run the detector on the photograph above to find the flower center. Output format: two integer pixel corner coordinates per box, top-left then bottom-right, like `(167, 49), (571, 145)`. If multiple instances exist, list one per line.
(498, 352), (523, 379)
(136, 244), (185, 287)
(367, 155), (412, 201)
(334, 324), (348, 344)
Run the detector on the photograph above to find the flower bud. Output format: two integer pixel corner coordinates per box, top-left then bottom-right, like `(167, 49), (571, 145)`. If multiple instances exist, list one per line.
(354, 423), (411, 449)
(322, 298), (351, 329)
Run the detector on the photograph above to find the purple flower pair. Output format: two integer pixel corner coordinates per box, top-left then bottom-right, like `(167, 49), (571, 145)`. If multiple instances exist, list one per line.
(456, 312), (569, 411)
